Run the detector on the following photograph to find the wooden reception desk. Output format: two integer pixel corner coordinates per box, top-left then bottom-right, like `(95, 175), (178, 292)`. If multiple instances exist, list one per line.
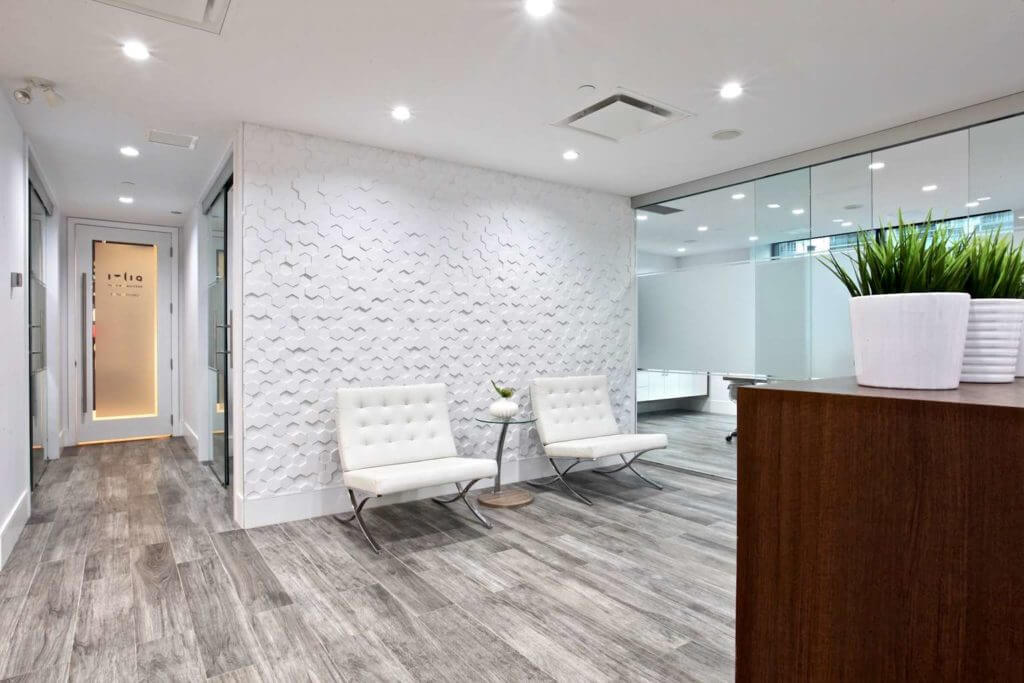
(737, 377), (1024, 682)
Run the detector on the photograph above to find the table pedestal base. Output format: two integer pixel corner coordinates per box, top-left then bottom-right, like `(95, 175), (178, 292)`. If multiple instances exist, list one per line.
(478, 489), (533, 509)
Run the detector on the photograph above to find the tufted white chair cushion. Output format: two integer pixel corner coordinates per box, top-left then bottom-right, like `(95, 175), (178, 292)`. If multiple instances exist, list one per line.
(336, 383), (459, 472)
(530, 375), (621, 445)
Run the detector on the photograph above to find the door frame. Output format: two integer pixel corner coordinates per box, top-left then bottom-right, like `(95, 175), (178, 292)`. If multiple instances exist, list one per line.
(65, 217), (180, 446)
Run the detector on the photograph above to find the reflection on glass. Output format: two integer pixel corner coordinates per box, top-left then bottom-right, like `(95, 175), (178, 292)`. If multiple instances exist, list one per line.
(754, 169), (811, 380)
(871, 130), (969, 226)
(92, 241), (158, 419)
(207, 186), (230, 485)
(29, 184), (47, 486)
(969, 115), (1024, 237)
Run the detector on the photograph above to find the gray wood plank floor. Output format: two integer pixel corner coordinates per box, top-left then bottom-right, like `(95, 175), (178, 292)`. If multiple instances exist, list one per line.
(0, 437), (736, 681)
(639, 410), (738, 481)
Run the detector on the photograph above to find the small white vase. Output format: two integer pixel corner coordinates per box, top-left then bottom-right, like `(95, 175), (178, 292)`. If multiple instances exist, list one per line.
(849, 292), (970, 389)
(960, 298), (1024, 383)
(488, 397), (519, 418)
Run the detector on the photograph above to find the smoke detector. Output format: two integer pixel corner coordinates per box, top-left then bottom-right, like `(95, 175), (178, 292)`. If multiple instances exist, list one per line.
(555, 90), (692, 142)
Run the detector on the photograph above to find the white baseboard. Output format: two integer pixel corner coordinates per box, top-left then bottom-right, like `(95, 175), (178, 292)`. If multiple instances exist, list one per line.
(183, 421), (204, 459)
(240, 454), (618, 529)
(0, 489), (31, 569)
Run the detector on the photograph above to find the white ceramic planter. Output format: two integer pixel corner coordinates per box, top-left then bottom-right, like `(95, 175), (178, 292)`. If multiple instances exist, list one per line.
(488, 397), (520, 418)
(849, 292), (970, 389)
(960, 298), (1024, 383)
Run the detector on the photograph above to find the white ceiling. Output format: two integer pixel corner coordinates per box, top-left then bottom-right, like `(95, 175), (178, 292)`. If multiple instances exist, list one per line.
(2, 0), (1024, 227)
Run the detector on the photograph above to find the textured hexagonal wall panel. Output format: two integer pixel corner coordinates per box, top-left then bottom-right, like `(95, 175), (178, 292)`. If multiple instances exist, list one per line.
(240, 123), (635, 500)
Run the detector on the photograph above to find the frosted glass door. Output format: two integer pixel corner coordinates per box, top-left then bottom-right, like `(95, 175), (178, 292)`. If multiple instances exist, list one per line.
(76, 225), (173, 442)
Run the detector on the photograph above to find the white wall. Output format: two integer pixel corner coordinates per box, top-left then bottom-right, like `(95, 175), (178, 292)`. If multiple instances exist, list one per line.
(237, 123), (635, 526)
(0, 100), (29, 566)
(179, 206), (207, 458)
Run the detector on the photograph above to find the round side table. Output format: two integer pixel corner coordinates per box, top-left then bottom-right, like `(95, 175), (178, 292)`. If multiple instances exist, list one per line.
(475, 414), (537, 509)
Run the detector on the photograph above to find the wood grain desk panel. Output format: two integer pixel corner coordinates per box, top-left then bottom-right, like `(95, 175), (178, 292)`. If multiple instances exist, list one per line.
(737, 377), (1024, 682)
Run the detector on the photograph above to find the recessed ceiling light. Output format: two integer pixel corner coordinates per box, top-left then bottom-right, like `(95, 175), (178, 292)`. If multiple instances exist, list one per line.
(635, 214), (648, 221)
(965, 201), (980, 208)
(524, 0), (554, 18)
(868, 161), (885, 170)
(170, 210), (183, 215)
(719, 82), (743, 99)
(118, 196), (134, 204)
(711, 128), (743, 141)
(676, 247), (687, 253)
(748, 235), (759, 241)
(120, 145), (139, 157)
(562, 149), (579, 161)
(122, 41), (150, 61)
(697, 225), (709, 232)
(791, 208), (805, 215)
(391, 105), (411, 122)
(731, 193), (745, 200)
(766, 203), (781, 209)
(842, 221), (853, 227)
(922, 184), (938, 192)
(832, 218), (844, 223)
(977, 196), (991, 201)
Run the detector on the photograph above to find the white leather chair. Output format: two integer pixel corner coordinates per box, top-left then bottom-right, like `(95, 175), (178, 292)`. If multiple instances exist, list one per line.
(334, 383), (497, 552)
(529, 374), (667, 505)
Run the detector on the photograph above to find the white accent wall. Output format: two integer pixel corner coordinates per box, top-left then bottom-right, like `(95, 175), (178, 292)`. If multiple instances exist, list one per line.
(237, 123), (635, 526)
(0, 100), (29, 566)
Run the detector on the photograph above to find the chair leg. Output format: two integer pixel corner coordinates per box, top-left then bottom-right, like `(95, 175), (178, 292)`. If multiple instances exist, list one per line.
(528, 459), (593, 506)
(596, 451), (664, 490)
(432, 479), (492, 529)
(334, 489), (383, 554)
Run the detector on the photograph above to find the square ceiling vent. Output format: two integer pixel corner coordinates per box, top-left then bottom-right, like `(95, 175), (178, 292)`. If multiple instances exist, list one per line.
(93, 0), (231, 34)
(148, 129), (199, 150)
(556, 92), (692, 142)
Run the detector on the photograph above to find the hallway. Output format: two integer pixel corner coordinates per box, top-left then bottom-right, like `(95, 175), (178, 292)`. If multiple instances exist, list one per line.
(0, 439), (736, 681)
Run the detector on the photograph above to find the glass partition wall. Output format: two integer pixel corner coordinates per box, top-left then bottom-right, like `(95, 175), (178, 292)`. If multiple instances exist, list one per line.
(206, 184), (231, 485)
(636, 112), (1024, 480)
(28, 182), (47, 486)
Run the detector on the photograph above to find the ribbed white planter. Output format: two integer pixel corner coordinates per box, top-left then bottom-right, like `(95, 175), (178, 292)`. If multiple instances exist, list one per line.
(960, 299), (1024, 383)
(850, 293), (970, 389)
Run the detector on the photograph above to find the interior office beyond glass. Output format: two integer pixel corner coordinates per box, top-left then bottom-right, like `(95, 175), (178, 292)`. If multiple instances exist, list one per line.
(636, 113), (1024, 411)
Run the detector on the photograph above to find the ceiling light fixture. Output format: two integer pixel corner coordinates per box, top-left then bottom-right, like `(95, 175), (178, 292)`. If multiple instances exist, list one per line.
(122, 41), (150, 61)
(719, 82), (743, 99)
(697, 225), (709, 232)
(748, 235), (759, 241)
(965, 201), (980, 208)
(922, 184), (938, 192)
(676, 247), (687, 253)
(977, 196), (991, 201)
(391, 105), (411, 122)
(731, 192), (745, 200)
(525, 0), (554, 18)
(868, 161), (886, 170)
(832, 218), (844, 223)
(562, 149), (579, 161)
(711, 128), (743, 141)
(635, 214), (648, 221)
(767, 203), (781, 209)
(842, 221), (853, 227)
(118, 196), (134, 204)
(120, 146), (139, 157)
(791, 208), (805, 215)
